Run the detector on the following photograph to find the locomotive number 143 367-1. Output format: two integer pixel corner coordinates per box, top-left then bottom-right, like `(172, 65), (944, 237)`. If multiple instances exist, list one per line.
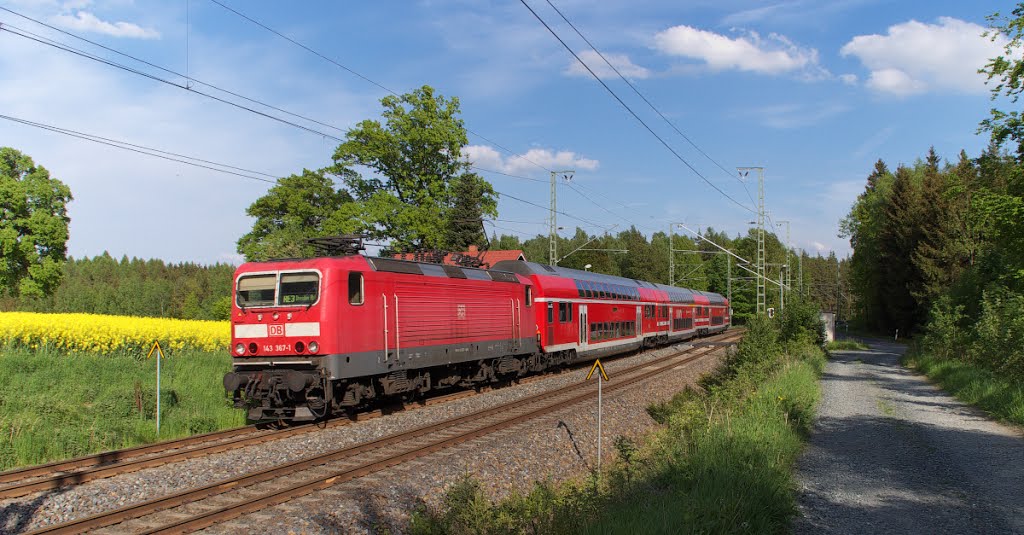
(263, 343), (292, 353)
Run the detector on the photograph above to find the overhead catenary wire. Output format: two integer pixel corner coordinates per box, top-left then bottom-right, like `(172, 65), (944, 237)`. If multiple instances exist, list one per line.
(0, 21), (346, 143)
(2, 111), (609, 237)
(0, 113), (281, 184)
(0, 7), (346, 135)
(205, 0), (555, 177)
(542, 0), (757, 211)
(518, 0), (756, 215)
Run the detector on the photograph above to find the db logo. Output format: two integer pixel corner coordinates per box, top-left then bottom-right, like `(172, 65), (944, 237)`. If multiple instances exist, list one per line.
(268, 324), (285, 337)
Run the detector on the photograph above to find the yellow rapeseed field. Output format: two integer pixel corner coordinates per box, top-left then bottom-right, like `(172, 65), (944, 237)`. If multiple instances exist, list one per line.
(0, 312), (229, 354)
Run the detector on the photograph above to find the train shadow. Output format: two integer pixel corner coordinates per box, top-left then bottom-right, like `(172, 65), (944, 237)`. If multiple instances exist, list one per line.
(0, 485), (71, 534)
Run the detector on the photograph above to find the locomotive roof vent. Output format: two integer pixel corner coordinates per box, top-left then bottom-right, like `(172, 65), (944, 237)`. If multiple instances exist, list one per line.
(307, 234), (366, 257)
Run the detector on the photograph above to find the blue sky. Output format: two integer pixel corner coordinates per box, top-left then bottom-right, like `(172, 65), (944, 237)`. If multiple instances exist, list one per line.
(0, 0), (1011, 264)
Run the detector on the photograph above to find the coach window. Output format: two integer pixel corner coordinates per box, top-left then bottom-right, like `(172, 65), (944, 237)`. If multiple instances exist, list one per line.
(525, 286), (533, 306)
(558, 302), (568, 322)
(548, 302), (555, 323)
(567, 302), (573, 319)
(237, 274), (276, 307)
(347, 272), (364, 305)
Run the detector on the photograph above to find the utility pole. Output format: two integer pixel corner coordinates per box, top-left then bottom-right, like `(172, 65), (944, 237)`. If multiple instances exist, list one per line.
(727, 254), (732, 325)
(777, 219), (791, 303)
(798, 250), (803, 295)
(739, 167), (766, 314)
(669, 224), (674, 286)
(549, 170), (574, 265)
(668, 222), (686, 286)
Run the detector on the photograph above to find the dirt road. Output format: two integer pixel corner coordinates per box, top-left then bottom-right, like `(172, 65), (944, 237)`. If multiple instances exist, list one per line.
(794, 340), (1024, 534)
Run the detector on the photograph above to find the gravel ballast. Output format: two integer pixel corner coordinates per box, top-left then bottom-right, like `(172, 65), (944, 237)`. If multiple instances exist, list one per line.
(794, 340), (1024, 534)
(0, 340), (729, 534)
(206, 344), (727, 534)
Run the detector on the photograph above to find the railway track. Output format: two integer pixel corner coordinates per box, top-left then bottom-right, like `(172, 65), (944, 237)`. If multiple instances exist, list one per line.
(0, 387), (487, 500)
(0, 330), (730, 501)
(29, 330), (741, 535)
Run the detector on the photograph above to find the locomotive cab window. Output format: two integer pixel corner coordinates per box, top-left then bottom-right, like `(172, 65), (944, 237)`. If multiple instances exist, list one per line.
(348, 272), (364, 305)
(237, 274), (276, 307)
(279, 272), (319, 305)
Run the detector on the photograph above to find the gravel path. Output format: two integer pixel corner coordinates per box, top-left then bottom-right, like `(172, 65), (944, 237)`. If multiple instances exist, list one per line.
(794, 340), (1024, 534)
(0, 340), (727, 534)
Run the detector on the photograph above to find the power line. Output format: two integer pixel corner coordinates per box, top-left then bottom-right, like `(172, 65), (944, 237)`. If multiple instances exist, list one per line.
(519, 0), (756, 215)
(542, 0), (756, 210)
(205, 0), (554, 176)
(0, 7), (346, 135)
(0, 21), (345, 142)
(0, 113), (280, 184)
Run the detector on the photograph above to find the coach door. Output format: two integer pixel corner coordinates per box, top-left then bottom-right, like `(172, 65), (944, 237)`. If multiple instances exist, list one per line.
(636, 305), (642, 338)
(578, 304), (588, 350)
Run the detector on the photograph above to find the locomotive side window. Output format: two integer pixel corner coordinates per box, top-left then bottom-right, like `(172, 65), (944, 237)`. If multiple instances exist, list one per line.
(547, 302), (554, 323)
(237, 274), (276, 307)
(348, 272), (364, 305)
(525, 286), (533, 306)
(280, 272), (319, 305)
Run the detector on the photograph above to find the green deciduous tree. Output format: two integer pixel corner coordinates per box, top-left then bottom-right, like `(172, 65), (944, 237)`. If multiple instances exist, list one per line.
(0, 147), (72, 298)
(237, 169), (353, 261)
(326, 85), (497, 252)
(981, 3), (1024, 158)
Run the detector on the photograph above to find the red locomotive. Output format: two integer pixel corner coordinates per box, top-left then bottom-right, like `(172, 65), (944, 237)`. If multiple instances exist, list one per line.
(224, 250), (729, 422)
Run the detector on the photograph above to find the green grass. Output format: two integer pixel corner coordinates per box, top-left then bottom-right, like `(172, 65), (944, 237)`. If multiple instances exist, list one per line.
(903, 348), (1024, 426)
(826, 339), (870, 351)
(0, 347), (244, 470)
(410, 328), (828, 535)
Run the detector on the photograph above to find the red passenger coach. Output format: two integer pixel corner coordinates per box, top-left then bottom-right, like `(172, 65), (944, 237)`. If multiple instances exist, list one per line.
(225, 255), (536, 421)
(491, 261), (730, 361)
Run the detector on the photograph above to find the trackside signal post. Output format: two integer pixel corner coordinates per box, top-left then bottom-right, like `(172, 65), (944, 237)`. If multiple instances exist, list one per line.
(586, 359), (609, 473)
(148, 342), (165, 436)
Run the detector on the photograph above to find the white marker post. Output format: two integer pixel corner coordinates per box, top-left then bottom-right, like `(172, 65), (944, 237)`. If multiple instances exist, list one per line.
(148, 342), (165, 437)
(586, 359), (610, 474)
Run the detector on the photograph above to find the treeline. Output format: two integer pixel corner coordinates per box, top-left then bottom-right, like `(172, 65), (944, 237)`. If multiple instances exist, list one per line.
(491, 226), (851, 323)
(843, 145), (1024, 378)
(1, 253), (235, 320)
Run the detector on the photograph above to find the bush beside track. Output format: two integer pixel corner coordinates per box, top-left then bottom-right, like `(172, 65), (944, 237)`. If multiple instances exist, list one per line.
(410, 300), (827, 534)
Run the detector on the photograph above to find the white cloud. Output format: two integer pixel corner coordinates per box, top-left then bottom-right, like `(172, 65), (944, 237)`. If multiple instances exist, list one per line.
(652, 25), (827, 79)
(840, 17), (1005, 96)
(839, 73), (858, 85)
(464, 145), (599, 175)
(564, 50), (650, 80)
(52, 10), (160, 39)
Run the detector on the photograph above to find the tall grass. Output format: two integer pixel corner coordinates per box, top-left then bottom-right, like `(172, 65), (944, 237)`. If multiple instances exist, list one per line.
(411, 309), (827, 535)
(0, 347), (243, 470)
(903, 347), (1024, 426)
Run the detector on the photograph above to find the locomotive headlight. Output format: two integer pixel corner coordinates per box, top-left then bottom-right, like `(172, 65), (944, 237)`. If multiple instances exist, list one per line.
(308, 341), (319, 354)
(234, 343), (245, 356)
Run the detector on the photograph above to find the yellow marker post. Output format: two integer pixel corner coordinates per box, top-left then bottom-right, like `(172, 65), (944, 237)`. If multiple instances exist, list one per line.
(586, 359), (609, 473)
(147, 342), (165, 437)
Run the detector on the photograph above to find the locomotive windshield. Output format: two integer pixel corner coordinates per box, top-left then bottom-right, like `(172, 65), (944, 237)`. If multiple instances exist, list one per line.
(279, 272), (319, 305)
(236, 271), (320, 308)
(237, 274), (276, 307)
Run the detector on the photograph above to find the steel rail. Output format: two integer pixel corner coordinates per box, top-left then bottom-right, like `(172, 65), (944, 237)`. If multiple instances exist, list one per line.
(29, 331), (740, 535)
